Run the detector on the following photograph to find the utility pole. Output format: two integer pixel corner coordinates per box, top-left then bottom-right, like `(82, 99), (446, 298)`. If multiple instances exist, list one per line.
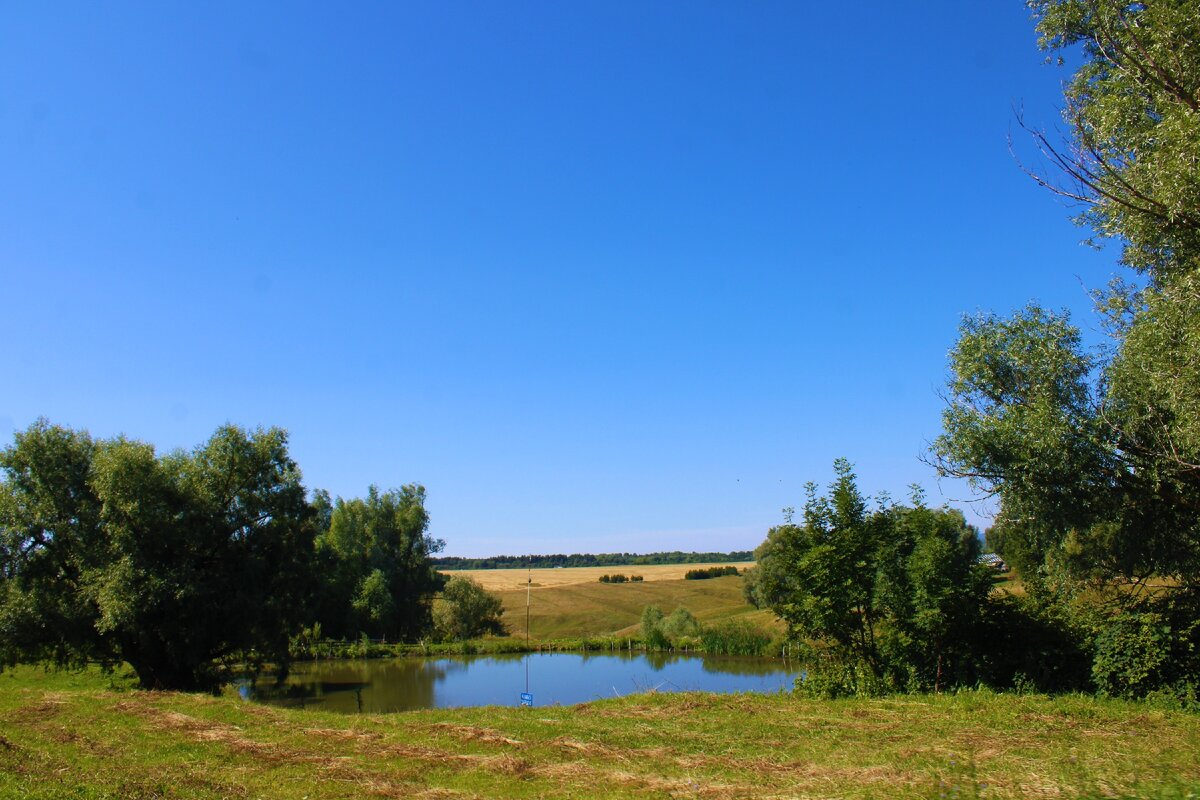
(525, 561), (531, 695)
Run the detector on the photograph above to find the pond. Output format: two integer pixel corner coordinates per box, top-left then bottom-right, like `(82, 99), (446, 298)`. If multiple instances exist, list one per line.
(244, 652), (801, 713)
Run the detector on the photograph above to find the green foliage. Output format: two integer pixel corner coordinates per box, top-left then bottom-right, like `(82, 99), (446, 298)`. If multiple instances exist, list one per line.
(874, 503), (996, 690)
(932, 3), (1200, 697)
(0, 420), (316, 690)
(764, 460), (882, 670)
(972, 594), (1093, 693)
(684, 565), (740, 580)
(933, 300), (1200, 592)
(741, 522), (792, 609)
(794, 654), (895, 699)
(314, 485), (444, 641)
(1092, 592), (1200, 702)
(597, 574), (644, 583)
(753, 461), (993, 690)
(660, 607), (700, 640)
(433, 576), (507, 641)
(640, 605), (669, 651)
(699, 620), (773, 656)
(939, 1), (1200, 600)
(1027, 0), (1200, 280)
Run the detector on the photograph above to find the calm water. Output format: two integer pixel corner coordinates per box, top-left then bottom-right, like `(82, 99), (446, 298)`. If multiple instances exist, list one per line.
(245, 652), (800, 713)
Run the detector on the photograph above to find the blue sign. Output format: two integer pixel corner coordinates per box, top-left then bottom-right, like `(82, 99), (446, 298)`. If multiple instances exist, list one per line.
(519, 692), (533, 707)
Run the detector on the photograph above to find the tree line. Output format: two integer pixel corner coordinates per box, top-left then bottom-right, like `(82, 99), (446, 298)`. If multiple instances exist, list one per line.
(434, 551), (753, 570)
(0, 421), (502, 691)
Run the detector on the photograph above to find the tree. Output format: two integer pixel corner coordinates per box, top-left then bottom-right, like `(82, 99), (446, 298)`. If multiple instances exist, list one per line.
(661, 607), (700, 641)
(752, 461), (992, 690)
(1022, 0), (1200, 280)
(433, 576), (506, 641)
(640, 605), (669, 650)
(0, 420), (316, 690)
(763, 459), (884, 673)
(873, 500), (994, 690)
(933, 1), (1200, 594)
(928, 2), (1200, 699)
(314, 485), (445, 640)
(933, 301), (1200, 590)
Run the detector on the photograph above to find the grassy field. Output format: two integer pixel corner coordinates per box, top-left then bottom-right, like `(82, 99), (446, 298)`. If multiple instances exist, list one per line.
(3, 665), (1198, 799)
(468, 568), (779, 640)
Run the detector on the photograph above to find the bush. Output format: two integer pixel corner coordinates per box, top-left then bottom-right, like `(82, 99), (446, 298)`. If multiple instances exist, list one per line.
(661, 608), (701, 640)
(699, 620), (773, 656)
(684, 565), (740, 580)
(794, 654), (896, 699)
(971, 594), (1093, 693)
(432, 577), (507, 641)
(598, 574), (629, 583)
(1092, 593), (1200, 701)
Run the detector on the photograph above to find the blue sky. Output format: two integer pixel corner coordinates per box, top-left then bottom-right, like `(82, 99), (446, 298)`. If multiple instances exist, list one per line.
(1, 2), (1117, 556)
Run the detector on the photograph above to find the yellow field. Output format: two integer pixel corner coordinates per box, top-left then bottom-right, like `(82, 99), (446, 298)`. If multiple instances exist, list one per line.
(442, 562), (750, 591)
(438, 563), (776, 640)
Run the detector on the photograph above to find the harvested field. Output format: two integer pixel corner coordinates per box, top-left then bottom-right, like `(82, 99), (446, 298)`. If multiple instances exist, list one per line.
(441, 562), (752, 591)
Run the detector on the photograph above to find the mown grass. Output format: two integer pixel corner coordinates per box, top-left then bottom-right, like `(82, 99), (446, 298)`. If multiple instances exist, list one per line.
(2, 665), (1198, 799)
(491, 574), (780, 639)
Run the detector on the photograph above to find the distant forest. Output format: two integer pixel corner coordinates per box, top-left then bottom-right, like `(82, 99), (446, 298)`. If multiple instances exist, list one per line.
(433, 551), (754, 570)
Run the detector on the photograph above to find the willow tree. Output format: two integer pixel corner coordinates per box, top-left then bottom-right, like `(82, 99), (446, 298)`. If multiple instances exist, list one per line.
(0, 421), (316, 690)
(931, 0), (1200, 697)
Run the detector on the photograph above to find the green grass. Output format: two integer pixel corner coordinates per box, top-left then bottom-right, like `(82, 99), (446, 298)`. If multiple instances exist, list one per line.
(493, 574), (780, 639)
(2, 665), (1198, 799)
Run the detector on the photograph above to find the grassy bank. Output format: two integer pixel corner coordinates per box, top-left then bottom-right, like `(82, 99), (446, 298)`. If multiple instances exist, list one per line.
(2, 666), (1198, 799)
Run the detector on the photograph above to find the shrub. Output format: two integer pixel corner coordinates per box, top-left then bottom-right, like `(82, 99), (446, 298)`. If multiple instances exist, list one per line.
(661, 608), (701, 640)
(1092, 594), (1200, 700)
(684, 565), (740, 580)
(699, 620), (773, 656)
(432, 576), (507, 641)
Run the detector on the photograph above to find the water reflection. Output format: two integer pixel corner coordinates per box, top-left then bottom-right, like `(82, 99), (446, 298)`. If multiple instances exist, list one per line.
(247, 652), (798, 713)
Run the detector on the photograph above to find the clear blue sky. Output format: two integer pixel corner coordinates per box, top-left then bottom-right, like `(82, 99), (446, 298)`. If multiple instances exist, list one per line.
(1, 2), (1117, 556)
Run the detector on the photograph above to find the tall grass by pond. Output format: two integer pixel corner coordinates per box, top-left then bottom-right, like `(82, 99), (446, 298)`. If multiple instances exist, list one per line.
(291, 627), (785, 661)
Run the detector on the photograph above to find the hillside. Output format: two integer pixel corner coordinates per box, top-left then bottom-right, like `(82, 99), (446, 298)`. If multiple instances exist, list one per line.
(450, 566), (780, 640)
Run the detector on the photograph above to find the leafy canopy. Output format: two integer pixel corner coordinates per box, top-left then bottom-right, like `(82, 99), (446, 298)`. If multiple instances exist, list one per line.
(433, 576), (507, 641)
(313, 484), (445, 640)
(747, 461), (992, 690)
(0, 420), (315, 690)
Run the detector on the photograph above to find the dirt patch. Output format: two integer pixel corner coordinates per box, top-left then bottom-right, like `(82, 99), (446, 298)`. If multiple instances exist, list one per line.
(302, 726), (383, 742)
(551, 736), (622, 758)
(535, 762), (755, 799)
(0, 734), (17, 751)
(429, 723), (524, 747)
(123, 706), (344, 769)
(21, 694), (66, 721)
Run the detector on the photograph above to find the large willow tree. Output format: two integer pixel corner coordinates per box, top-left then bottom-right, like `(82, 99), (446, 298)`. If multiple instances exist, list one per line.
(932, 1), (1200, 696)
(0, 421), (316, 690)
